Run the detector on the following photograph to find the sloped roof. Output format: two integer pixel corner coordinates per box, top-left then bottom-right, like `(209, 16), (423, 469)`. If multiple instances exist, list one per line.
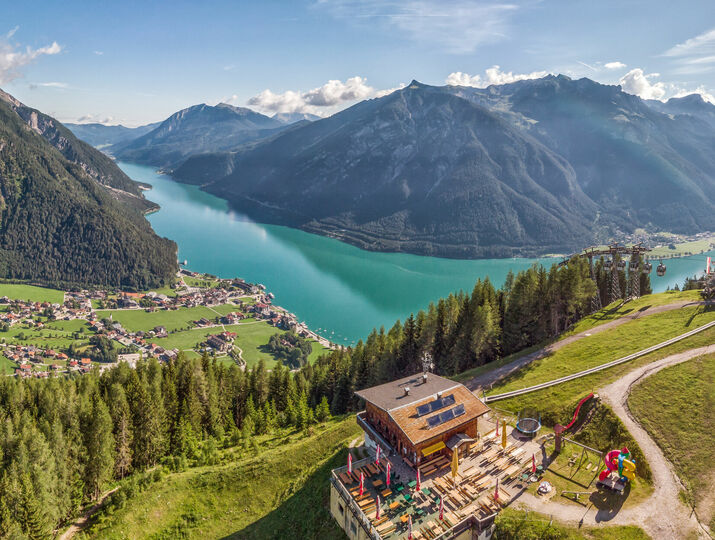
(355, 373), (459, 412)
(390, 385), (489, 446)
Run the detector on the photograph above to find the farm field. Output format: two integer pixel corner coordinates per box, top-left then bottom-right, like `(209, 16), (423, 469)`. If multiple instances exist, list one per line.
(95, 305), (233, 333)
(0, 283), (65, 303)
(628, 353), (715, 529)
(82, 417), (360, 540)
(647, 235), (714, 258)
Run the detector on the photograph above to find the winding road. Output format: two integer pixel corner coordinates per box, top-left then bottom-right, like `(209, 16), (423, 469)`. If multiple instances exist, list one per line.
(513, 344), (715, 539)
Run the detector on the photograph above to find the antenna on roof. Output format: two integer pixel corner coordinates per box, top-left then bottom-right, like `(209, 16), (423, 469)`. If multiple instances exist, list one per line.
(422, 352), (434, 381)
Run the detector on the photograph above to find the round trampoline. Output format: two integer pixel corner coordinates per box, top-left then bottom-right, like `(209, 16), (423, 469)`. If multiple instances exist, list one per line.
(516, 409), (541, 437)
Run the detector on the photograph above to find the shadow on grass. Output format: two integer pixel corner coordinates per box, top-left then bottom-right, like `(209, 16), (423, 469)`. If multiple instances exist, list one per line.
(220, 447), (349, 540)
(590, 482), (630, 523)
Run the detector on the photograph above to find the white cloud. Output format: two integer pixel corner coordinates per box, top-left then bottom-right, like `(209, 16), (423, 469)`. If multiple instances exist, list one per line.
(446, 65), (549, 87)
(317, 0), (521, 54)
(375, 83), (407, 98)
(663, 27), (715, 58)
(247, 76), (378, 115)
(604, 61), (626, 70)
(672, 86), (715, 105)
(94, 50), (104, 56)
(0, 31), (62, 84)
(29, 81), (68, 89)
(76, 114), (117, 125)
(618, 68), (666, 100)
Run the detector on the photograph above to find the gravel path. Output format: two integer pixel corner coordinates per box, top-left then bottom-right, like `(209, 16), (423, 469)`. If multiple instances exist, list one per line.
(512, 344), (715, 539)
(466, 300), (707, 393)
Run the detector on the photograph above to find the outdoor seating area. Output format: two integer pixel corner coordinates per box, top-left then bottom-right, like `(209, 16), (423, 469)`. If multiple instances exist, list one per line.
(337, 424), (541, 539)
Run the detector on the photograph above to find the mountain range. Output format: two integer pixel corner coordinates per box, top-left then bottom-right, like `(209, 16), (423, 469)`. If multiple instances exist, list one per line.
(0, 89), (177, 288)
(106, 103), (308, 169)
(161, 77), (714, 257)
(65, 121), (160, 149)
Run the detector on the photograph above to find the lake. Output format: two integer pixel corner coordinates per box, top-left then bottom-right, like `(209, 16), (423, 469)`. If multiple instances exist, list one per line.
(120, 162), (714, 345)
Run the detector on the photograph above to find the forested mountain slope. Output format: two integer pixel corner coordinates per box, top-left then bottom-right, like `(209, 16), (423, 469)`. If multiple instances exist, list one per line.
(0, 89), (177, 289)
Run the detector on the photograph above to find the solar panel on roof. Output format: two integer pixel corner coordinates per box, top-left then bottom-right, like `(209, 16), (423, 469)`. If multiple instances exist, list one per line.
(426, 403), (467, 429)
(416, 394), (456, 417)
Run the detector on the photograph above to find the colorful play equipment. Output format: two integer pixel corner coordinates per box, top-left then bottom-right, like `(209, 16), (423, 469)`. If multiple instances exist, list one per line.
(554, 393), (596, 452)
(598, 447), (636, 482)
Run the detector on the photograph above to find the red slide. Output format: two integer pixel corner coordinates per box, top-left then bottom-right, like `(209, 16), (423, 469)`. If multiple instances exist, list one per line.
(562, 393), (594, 431)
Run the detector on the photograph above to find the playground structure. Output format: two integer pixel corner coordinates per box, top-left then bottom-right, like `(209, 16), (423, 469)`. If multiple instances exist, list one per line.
(515, 408), (541, 437)
(598, 447), (636, 482)
(559, 243), (666, 310)
(554, 393), (597, 452)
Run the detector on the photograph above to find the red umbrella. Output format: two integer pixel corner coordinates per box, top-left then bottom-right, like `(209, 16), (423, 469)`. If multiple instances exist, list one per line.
(408, 515), (413, 540)
(348, 453), (352, 474)
(416, 469), (421, 492)
(386, 462), (391, 487)
(375, 495), (381, 520)
(439, 496), (444, 521)
(531, 453), (536, 474)
(494, 477), (499, 502)
(359, 471), (364, 497)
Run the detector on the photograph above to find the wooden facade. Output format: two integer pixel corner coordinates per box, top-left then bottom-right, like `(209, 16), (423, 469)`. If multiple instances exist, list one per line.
(356, 373), (489, 467)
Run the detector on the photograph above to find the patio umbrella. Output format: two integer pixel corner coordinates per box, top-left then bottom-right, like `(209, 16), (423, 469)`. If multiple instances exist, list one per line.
(451, 447), (459, 480)
(501, 420), (507, 449)
(348, 453), (352, 474)
(375, 495), (381, 520)
(416, 469), (421, 492)
(386, 462), (391, 487)
(359, 471), (364, 497)
(439, 496), (444, 521)
(408, 515), (413, 540)
(494, 477), (499, 502)
(531, 453), (536, 474)
(495, 417), (499, 437)
(375, 444), (381, 465)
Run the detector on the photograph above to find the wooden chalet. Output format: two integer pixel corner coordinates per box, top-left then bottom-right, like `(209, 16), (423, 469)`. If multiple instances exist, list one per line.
(355, 372), (490, 467)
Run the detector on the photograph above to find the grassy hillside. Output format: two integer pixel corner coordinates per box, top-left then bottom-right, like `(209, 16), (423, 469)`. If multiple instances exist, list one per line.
(82, 417), (360, 539)
(0, 282), (65, 303)
(628, 353), (715, 529)
(487, 304), (714, 396)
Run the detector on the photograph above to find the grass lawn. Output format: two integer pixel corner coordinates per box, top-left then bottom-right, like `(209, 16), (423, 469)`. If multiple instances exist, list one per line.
(565, 290), (704, 335)
(184, 276), (220, 288)
(153, 324), (247, 351)
(0, 323), (95, 350)
(628, 353), (715, 529)
(494, 508), (650, 539)
(487, 305), (715, 397)
(0, 354), (16, 375)
(147, 285), (178, 297)
(0, 283), (64, 303)
(84, 417), (360, 540)
(647, 236), (713, 258)
(206, 303), (241, 316)
(95, 306), (224, 333)
(307, 342), (331, 364)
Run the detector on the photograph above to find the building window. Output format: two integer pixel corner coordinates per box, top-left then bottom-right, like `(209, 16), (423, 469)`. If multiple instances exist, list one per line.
(338, 503), (344, 515)
(350, 521), (357, 534)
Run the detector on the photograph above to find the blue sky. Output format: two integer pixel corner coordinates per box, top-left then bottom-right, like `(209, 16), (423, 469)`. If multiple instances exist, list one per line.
(2, 0), (715, 126)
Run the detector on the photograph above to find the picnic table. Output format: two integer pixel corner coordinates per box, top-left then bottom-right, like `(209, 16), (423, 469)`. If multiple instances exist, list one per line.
(408, 480), (417, 488)
(401, 514), (410, 523)
(389, 501), (400, 510)
(373, 479), (383, 488)
(381, 488), (392, 497)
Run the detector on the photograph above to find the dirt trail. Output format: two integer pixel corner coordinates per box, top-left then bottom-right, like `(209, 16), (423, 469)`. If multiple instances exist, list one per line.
(58, 487), (119, 540)
(466, 300), (708, 393)
(513, 344), (715, 539)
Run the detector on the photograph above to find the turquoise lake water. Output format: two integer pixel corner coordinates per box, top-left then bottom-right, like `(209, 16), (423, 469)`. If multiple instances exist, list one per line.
(120, 162), (714, 345)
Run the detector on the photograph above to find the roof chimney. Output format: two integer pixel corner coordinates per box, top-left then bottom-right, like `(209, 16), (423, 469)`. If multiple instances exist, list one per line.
(422, 373), (428, 383)
(404, 387), (410, 396)
(437, 391), (442, 399)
